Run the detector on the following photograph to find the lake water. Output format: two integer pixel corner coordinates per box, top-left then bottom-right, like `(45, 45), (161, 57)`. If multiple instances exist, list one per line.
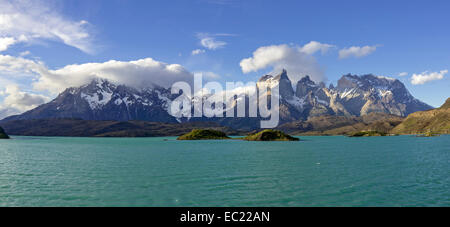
(0, 135), (449, 207)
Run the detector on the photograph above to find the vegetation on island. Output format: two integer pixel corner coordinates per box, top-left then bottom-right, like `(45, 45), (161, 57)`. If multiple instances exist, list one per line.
(177, 129), (231, 140)
(0, 127), (10, 139)
(347, 131), (387, 137)
(177, 129), (300, 141)
(243, 129), (299, 141)
(416, 131), (440, 137)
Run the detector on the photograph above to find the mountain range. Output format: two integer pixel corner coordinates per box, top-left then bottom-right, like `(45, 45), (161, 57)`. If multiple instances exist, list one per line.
(1, 70), (433, 131)
(2, 79), (177, 123)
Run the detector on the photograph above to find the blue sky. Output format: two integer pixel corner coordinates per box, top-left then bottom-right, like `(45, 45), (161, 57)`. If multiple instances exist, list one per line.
(0, 0), (449, 118)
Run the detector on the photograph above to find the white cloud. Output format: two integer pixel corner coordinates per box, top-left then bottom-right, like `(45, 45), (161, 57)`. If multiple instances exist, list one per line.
(338, 45), (377, 59)
(411, 70), (447, 85)
(0, 84), (49, 119)
(191, 49), (206, 55)
(299, 41), (335, 55)
(196, 33), (229, 50)
(0, 36), (16, 51)
(0, 55), (195, 94)
(19, 50), (31, 57)
(200, 37), (226, 50)
(240, 44), (325, 84)
(398, 72), (408, 77)
(0, 54), (47, 75)
(0, 0), (94, 53)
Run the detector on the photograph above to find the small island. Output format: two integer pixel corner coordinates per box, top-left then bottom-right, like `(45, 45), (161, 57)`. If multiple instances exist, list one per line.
(0, 127), (10, 139)
(243, 129), (300, 141)
(177, 129), (231, 140)
(416, 131), (440, 137)
(177, 129), (300, 141)
(347, 131), (387, 137)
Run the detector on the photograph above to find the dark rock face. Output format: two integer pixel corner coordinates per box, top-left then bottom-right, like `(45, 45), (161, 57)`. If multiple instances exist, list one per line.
(293, 75), (334, 118)
(274, 69), (295, 99)
(295, 75), (316, 97)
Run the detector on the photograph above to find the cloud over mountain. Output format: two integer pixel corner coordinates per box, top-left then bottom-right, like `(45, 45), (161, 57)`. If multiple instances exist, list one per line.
(0, 55), (194, 94)
(240, 44), (326, 84)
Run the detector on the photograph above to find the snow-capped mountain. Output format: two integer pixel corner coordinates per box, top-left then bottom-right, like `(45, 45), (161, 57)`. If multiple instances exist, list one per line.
(2, 79), (178, 123)
(1, 71), (432, 130)
(331, 74), (431, 116)
(272, 71), (432, 121)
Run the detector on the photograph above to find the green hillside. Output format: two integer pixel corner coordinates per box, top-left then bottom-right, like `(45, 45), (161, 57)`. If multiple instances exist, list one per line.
(391, 98), (450, 134)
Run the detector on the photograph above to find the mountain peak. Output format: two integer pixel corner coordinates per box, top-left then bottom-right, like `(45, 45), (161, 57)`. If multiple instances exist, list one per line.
(86, 78), (116, 89)
(338, 74), (399, 88)
(295, 75), (319, 97)
(257, 70), (295, 99)
(0, 79), (177, 123)
(258, 74), (274, 82)
(274, 69), (290, 81)
(298, 75), (313, 83)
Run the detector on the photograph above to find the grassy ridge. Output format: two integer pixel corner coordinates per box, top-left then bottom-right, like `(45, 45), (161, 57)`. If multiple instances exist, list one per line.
(392, 98), (450, 135)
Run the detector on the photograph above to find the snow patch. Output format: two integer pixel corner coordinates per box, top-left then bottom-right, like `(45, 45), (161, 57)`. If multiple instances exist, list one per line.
(316, 98), (329, 105)
(376, 75), (396, 81)
(156, 90), (171, 110)
(340, 88), (360, 99)
(81, 90), (113, 110)
(378, 89), (392, 97)
(286, 96), (306, 109)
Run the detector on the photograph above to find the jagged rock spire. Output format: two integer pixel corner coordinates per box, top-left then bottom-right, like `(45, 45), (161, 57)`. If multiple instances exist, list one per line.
(275, 69), (294, 98)
(274, 69), (289, 81)
(296, 75), (317, 97)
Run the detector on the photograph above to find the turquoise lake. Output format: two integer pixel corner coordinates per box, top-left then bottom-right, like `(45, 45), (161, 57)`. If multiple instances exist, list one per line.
(0, 135), (449, 207)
